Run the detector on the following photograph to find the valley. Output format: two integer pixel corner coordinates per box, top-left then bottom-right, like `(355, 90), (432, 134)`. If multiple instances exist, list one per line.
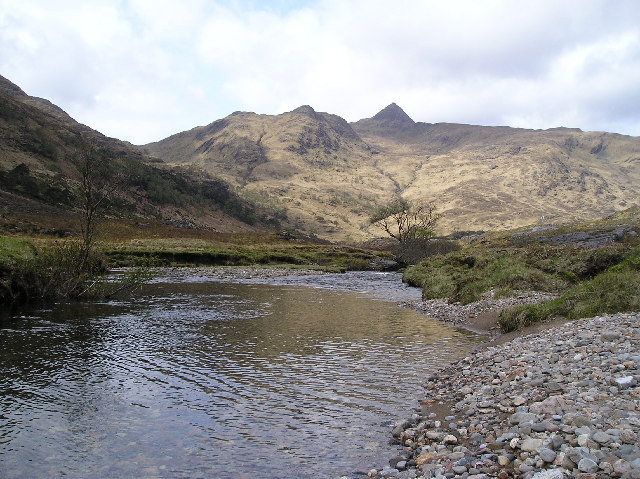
(2, 74), (640, 479)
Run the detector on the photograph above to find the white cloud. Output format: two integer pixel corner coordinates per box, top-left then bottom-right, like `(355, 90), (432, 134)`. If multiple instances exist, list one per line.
(1, 0), (639, 143)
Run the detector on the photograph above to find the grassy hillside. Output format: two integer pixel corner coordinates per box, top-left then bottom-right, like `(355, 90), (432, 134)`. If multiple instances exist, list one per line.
(4, 70), (640, 244)
(355, 116), (640, 233)
(145, 105), (394, 240)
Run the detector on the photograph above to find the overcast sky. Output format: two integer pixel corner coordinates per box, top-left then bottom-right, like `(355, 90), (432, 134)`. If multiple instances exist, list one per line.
(1, 0), (639, 144)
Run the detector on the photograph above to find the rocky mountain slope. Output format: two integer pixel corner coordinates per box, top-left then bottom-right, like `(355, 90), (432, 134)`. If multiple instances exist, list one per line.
(145, 103), (640, 240)
(0, 75), (271, 235)
(144, 105), (390, 239)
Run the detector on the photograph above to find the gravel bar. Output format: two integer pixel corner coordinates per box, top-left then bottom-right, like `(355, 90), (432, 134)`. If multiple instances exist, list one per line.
(364, 312), (640, 479)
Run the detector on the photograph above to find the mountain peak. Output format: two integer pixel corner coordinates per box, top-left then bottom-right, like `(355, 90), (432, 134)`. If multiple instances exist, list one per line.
(291, 105), (317, 116)
(371, 103), (414, 124)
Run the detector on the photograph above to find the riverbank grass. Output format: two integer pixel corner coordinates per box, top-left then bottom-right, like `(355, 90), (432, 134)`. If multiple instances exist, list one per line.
(101, 235), (390, 271)
(0, 238), (107, 303)
(403, 244), (627, 303)
(403, 240), (640, 332)
(499, 247), (640, 331)
(1, 232), (393, 304)
(0, 236), (36, 264)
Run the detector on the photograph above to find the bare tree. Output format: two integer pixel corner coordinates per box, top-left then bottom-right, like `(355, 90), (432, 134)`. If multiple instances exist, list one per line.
(76, 145), (120, 271)
(369, 198), (441, 242)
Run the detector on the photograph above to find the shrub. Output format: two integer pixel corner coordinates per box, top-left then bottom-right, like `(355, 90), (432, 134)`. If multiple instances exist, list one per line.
(391, 238), (460, 265)
(0, 241), (106, 303)
(1, 239), (154, 305)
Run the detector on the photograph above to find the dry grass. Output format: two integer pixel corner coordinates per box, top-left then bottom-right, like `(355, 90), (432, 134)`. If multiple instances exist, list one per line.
(145, 105), (640, 241)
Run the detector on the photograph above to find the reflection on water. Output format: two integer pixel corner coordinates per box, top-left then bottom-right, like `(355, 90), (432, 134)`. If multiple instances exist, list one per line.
(0, 272), (482, 478)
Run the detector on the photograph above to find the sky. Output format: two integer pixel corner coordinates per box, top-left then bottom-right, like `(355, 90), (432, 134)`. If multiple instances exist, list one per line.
(1, 0), (639, 144)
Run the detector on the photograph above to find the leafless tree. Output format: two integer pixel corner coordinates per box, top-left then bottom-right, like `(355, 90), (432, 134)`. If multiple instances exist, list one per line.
(76, 145), (120, 271)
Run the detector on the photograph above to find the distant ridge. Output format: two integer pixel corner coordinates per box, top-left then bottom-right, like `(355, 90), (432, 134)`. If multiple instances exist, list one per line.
(291, 105), (318, 116)
(0, 74), (27, 96)
(6, 69), (636, 241)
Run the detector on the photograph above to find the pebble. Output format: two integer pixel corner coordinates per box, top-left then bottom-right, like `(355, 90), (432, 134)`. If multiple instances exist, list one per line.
(577, 458), (599, 473)
(374, 312), (640, 479)
(531, 470), (565, 479)
(538, 448), (556, 463)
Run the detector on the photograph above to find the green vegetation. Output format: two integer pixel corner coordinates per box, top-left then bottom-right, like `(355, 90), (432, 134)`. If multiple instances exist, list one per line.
(104, 236), (390, 272)
(0, 226), (393, 306)
(403, 220), (640, 332)
(499, 248), (640, 331)
(0, 236), (36, 264)
(0, 238), (155, 305)
(0, 163), (73, 205)
(403, 244), (612, 304)
(0, 239), (106, 303)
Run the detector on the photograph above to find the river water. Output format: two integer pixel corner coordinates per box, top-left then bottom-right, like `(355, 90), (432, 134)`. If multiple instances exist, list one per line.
(0, 270), (482, 478)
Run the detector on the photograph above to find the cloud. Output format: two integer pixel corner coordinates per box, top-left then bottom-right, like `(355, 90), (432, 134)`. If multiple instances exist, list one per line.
(1, 0), (639, 143)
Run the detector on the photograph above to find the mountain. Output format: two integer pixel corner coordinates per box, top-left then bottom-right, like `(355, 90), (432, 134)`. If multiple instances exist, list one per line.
(0, 75), (272, 236)
(144, 105), (392, 239)
(145, 103), (640, 239)
(3, 71), (638, 241)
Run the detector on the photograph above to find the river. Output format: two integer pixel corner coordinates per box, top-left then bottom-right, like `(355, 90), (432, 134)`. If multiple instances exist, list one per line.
(0, 270), (482, 478)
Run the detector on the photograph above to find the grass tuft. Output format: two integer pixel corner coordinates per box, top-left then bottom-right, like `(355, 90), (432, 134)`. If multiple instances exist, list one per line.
(499, 248), (640, 331)
(0, 236), (37, 264)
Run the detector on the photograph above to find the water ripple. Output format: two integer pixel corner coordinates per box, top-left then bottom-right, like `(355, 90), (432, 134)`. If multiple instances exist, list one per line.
(1, 273), (483, 479)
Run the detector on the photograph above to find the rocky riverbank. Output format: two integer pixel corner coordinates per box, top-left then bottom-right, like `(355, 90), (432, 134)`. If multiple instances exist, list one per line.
(367, 312), (639, 479)
(399, 291), (558, 338)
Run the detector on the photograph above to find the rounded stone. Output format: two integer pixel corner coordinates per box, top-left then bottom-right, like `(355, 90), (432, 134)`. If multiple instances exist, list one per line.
(592, 431), (611, 444)
(578, 457), (599, 473)
(520, 438), (543, 452)
(530, 470), (565, 479)
(513, 396), (527, 406)
(443, 434), (458, 445)
(620, 429), (637, 444)
(538, 447), (557, 463)
(577, 434), (590, 447)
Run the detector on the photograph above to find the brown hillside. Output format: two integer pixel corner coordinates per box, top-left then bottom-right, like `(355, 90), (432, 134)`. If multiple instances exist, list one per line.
(145, 104), (640, 239)
(0, 75), (265, 235)
(145, 105), (397, 239)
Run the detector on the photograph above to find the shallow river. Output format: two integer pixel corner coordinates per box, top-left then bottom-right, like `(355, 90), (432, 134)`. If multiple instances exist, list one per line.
(0, 271), (482, 478)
